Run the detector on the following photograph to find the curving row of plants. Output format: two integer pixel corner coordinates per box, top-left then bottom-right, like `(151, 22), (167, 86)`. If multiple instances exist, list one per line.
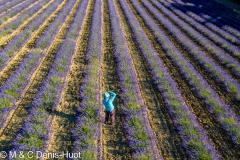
(134, 0), (240, 147)
(171, 0), (240, 38)
(0, 0), (41, 32)
(36, 0), (76, 50)
(0, 0), (48, 39)
(0, 1), (73, 147)
(0, 0), (66, 69)
(0, 0), (76, 135)
(141, 0), (240, 100)
(0, 0), (25, 16)
(0, 0), (58, 50)
(222, 26), (240, 40)
(0, 1), (77, 131)
(154, 0), (240, 78)
(72, 0), (102, 159)
(155, 0), (240, 59)
(0, 0), (67, 86)
(0, 51), (43, 129)
(0, 0), (41, 29)
(163, 0), (240, 45)
(0, 0), (56, 69)
(175, 0), (240, 31)
(120, 0), (219, 159)
(109, 0), (162, 159)
(9, 0), (86, 155)
(184, 0), (240, 27)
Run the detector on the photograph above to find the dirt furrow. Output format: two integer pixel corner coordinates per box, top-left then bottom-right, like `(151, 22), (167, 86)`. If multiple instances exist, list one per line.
(132, 0), (240, 158)
(0, 0), (28, 17)
(0, 0), (79, 151)
(156, 0), (240, 81)
(100, 0), (131, 159)
(114, 0), (188, 159)
(45, 0), (94, 154)
(0, 0), (63, 87)
(139, 0), (240, 118)
(0, 0), (42, 30)
(0, 0), (56, 49)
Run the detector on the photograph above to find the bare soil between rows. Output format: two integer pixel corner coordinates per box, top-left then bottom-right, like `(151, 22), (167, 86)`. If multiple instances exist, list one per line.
(135, 0), (240, 158)
(156, 0), (240, 82)
(45, 0), (93, 154)
(115, 0), (188, 159)
(144, 0), (240, 119)
(100, 0), (131, 159)
(0, 0), (41, 29)
(0, 0), (67, 87)
(0, 0), (75, 152)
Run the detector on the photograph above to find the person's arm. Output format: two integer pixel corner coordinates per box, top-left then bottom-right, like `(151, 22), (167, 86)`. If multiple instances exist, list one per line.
(108, 91), (116, 102)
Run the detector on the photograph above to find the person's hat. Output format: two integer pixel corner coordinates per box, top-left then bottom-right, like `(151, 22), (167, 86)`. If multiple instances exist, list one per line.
(103, 92), (110, 99)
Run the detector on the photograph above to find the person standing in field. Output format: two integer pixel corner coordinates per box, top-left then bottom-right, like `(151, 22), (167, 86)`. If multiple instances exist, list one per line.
(102, 91), (116, 125)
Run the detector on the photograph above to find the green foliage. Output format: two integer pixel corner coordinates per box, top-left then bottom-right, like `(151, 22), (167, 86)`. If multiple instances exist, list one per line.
(0, 98), (13, 109)
(19, 134), (44, 149)
(127, 101), (139, 110)
(4, 89), (19, 98)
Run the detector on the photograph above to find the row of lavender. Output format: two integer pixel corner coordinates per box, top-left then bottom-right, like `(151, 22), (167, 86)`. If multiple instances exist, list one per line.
(173, 0), (240, 29)
(0, 0), (72, 131)
(0, 0), (48, 39)
(141, 0), (240, 146)
(120, 0), (219, 159)
(171, 0), (240, 39)
(0, 52), (43, 128)
(163, 0), (240, 45)
(157, 1), (240, 53)
(0, 0), (10, 6)
(156, 0), (240, 60)
(0, 0), (23, 15)
(72, 0), (102, 159)
(108, 0), (162, 159)
(151, 0), (240, 78)
(180, 0), (240, 28)
(0, 0), (63, 70)
(0, 0), (41, 27)
(141, 0), (240, 101)
(10, 0), (87, 155)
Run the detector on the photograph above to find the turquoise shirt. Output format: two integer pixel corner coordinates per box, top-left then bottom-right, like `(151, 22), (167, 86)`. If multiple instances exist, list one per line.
(102, 91), (116, 111)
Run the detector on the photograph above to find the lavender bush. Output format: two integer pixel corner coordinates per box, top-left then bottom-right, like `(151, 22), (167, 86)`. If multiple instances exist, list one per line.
(120, 0), (219, 159)
(105, 0), (163, 159)
(0, 0), (50, 38)
(0, 0), (64, 70)
(72, 0), (102, 159)
(0, 51), (43, 129)
(141, 0), (240, 100)
(0, 0), (23, 16)
(10, 0), (87, 156)
(154, 0), (240, 59)
(163, 0), (240, 45)
(135, 0), (240, 147)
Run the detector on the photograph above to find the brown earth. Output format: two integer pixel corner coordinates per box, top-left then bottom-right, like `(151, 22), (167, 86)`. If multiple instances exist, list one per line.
(0, 0), (28, 17)
(45, 0), (94, 156)
(134, 0), (240, 158)
(100, 0), (131, 159)
(0, 0), (67, 87)
(145, 0), (240, 118)
(0, 0), (77, 151)
(0, 0), (41, 29)
(115, 0), (188, 159)
(156, 0), (240, 82)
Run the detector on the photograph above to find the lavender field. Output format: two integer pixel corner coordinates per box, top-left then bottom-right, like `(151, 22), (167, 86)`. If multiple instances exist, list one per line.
(0, 0), (239, 159)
